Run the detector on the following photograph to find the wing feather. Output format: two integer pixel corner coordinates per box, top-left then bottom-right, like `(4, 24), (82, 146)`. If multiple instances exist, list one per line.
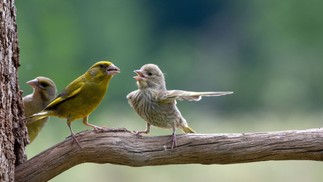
(158, 90), (233, 102)
(45, 81), (84, 110)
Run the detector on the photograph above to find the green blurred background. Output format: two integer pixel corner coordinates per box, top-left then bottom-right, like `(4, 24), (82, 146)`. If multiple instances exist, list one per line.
(16, 0), (323, 181)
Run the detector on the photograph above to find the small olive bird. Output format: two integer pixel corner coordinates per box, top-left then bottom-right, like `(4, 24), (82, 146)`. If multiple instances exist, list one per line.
(23, 77), (57, 143)
(28, 61), (120, 147)
(127, 64), (233, 149)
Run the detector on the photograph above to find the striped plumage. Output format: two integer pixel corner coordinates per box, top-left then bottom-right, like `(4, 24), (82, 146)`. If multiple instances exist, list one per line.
(127, 64), (233, 149)
(128, 87), (190, 130)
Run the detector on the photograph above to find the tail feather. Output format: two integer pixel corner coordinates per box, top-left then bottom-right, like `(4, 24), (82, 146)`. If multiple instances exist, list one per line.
(27, 111), (52, 124)
(182, 126), (196, 133)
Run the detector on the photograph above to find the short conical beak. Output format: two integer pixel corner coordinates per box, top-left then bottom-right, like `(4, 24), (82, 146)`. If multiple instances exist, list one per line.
(26, 79), (39, 88)
(107, 64), (120, 75)
(133, 70), (145, 81)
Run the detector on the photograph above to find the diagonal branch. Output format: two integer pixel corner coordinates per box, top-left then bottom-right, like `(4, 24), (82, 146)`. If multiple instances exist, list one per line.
(15, 128), (323, 182)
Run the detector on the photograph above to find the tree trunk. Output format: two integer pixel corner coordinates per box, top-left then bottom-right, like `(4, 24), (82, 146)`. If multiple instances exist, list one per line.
(0, 0), (28, 181)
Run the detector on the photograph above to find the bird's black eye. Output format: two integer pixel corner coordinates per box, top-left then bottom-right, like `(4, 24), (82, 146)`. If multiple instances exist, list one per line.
(147, 72), (153, 76)
(99, 64), (105, 69)
(39, 82), (49, 88)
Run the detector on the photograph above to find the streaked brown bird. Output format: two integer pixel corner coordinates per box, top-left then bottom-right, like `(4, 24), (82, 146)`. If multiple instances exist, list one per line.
(23, 77), (57, 143)
(28, 61), (120, 147)
(127, 64), (233, 149)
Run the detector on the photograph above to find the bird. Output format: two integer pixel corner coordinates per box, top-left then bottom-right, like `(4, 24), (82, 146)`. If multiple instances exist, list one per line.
(23, 76), (57, 143)
(27, 61), (120, 147)
(127, 63), (233, 149)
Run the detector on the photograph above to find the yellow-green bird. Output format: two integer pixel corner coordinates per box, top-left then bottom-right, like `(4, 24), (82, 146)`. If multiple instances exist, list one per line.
(28, 61), (120, 147)
(23, 77), (57, 143)
(127, 64), (233, 149)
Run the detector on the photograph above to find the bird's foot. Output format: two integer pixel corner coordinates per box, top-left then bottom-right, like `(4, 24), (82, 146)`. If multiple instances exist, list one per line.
(68, 133), (82, 149)
(132, 130), (148, 137)
(93, 126), (105, 133)
(168, 134), (177, 149)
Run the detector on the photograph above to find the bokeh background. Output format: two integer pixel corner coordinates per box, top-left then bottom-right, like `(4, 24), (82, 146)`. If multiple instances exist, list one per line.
(16, 0), (323, 181)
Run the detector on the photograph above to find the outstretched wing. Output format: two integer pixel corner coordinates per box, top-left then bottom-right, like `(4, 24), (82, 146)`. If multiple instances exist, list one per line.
(158, 90), (233, 102)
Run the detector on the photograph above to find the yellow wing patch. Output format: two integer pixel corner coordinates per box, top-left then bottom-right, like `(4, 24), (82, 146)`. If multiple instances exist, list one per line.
(45, 82), (84, 109)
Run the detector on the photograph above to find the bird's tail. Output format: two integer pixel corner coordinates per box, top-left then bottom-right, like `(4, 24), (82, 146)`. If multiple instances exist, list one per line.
(27, 111), (53, 125)
(182, 126), (196, 133)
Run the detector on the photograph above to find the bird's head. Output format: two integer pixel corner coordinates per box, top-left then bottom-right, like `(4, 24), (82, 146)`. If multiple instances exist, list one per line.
(133, 64), (166, 90)
(27, 77), (57, 101)
(87, 61), (120, 80)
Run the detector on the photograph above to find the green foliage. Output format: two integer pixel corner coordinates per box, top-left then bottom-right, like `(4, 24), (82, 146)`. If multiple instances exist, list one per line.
(17, 0), (323, 113)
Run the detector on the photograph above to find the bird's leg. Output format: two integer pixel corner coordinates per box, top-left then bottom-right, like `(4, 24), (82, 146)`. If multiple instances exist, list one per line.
(82, 116), (104, 132)
(168, 125), (177, 149)
(67, 121), (82, 148)
(134, 123), (151, 136)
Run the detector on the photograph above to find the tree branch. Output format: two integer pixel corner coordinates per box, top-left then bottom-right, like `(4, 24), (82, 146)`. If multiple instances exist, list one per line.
(15, 128), (323, 181)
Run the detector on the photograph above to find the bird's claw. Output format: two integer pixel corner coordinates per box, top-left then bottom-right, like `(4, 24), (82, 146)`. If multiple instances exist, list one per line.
(67, 133), (82, 148)
(132, 130), (147, 137)
(132, 131), (142, 137)
(168, 134), (177, 149)
(93, 126), (105, 133)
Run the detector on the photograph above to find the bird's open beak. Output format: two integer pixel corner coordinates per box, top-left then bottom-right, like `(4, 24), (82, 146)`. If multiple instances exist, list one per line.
(107, 64), (120, 75)
(133, 70), (145, 81)
(26, 79), (39, 88)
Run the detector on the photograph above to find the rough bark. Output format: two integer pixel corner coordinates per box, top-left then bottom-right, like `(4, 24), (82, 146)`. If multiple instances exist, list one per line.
(15, 128), (323, 182)
(0, 0), (27, 181)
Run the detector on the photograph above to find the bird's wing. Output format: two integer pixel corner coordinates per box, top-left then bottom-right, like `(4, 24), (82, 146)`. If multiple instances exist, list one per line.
(126, 91), (137, 108)
(26, 110), (52, 124)
(126, 91), (134, 100)
(45, 81), (84, 109)
(159, 90), (233, 102)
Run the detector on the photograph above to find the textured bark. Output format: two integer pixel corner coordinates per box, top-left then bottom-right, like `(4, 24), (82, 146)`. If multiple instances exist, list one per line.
(15, 128), (323, 182)
(0, 0), (27, 181)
